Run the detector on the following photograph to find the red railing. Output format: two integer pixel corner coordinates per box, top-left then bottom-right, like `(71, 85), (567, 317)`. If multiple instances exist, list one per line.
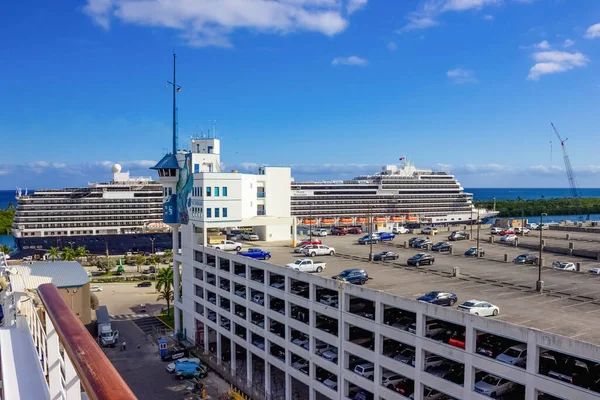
(38, 283), (137, 400)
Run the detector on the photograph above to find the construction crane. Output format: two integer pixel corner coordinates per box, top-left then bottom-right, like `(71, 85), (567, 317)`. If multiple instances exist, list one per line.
(551, 123), (580, 198)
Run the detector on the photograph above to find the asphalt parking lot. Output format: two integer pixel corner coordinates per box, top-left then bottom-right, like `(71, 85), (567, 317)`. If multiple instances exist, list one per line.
(244, 231), (600, 345)
(94, 283), (230, 399)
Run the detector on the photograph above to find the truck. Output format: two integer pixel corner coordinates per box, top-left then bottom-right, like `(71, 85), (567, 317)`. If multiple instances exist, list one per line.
(285, 259), (326, 273)
(211, 240), (243, 251)
(96, 306), (119, 347)
(237, 248), (271, 260)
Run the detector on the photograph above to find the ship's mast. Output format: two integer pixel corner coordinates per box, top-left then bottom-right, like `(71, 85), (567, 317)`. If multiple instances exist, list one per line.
(167, 53), (181, 154)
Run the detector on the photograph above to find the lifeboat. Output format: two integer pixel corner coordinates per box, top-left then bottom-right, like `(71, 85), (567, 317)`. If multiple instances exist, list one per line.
(390, 217), (404, 222)
(406, 216), (419, 222)
(340, 218), (353, 224)
(374, 217), (387, 222)
(357, 217), (367, 223)
(302, 219), (317, 225)
(322, 218), (335, 224)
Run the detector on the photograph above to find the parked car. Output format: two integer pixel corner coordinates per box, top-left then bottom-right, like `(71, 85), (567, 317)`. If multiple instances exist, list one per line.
(500, 229), (516, 236)
(458, 300), (499, 317)
(310, 228), (328, 237)
(358, 234), (380, 244)
(407, 253), (435, 266)
(303, 245), (336, 257)
(393, 347), (416, 364)
(298, 238), (323, 246)
(315, 342), (332, 355)
(347, 227), (363, 234)
(332, 269), (370, 285)
(412, 238), (432, 249)
(393, 378), (415, 397)
(496, 343), (528, 367)
(322, 374), (337, 390)
(474, 374), (516, 398)
(353, 363), (375, 380)
(408, 321), (445, 337)
(319, 294), (338, 307)
(174, 363), (207, 380)
(490, 227), (504, 235)
(393, 226), (410, 234)
(161, 347), (189, 361)
(477, 335), (512, 358)
(331, 227), (348, 235)
(415, 355), (444, 371)
(500, 234), (517, 243)
(431, 241), (452, 252)
(285, 259), (326, 273)
(588, 268), (600, 275)
(552, 261), (576, 271)
(409, 387), (444, 400)
(294, 244), (310, 253)
(465, 247), (485, 257)
(408, 237), (421, 246)
(90, 285), (103, 292)
(417, 291), (457, 306)
(165, 357), (201, 373)
(237, 248), (271, 260)
(373, 251), (399, 261)
(137, 281), (152, 288)
(240, 232), (259, 241)
(514, 227), (531, 235)
(513, 254), (538, 264)
(448, 231), (467, 241)
(381, 371), (405, 389)
(378, 232), (396, 241)
(421, 227), (438, 235)
(212, 240), (243, 251)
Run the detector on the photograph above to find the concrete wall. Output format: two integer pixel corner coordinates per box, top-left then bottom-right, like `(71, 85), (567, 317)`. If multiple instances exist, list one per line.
(58, 283), (91, 325)
(176, 246), (600, 400)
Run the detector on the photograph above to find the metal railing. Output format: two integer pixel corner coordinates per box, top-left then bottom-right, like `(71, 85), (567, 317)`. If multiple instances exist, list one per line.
(30, 283), (137, 400)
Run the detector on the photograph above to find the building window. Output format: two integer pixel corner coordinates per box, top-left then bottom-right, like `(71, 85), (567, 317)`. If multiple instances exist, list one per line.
(196, 144), (200, 153)
(207, 208), (212, 218)
(208, 145), (213, 154)
(214, 187), (220, 197)
(215, 208), (220, 218)
(206, 187), (211, 197)
(194, 164), (200, 173)
(223, 208), (228, 218)
(223, 187), (227, 197)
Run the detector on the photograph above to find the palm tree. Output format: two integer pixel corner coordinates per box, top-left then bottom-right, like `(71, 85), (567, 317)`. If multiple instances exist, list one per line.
(0, 244), (12, 254)
(156, 267), (174, 315)
(61, 247), (76, 261)
(135, 253), (147, 273)
(75, 246), (88, 261)
(48, 246), (60, 262)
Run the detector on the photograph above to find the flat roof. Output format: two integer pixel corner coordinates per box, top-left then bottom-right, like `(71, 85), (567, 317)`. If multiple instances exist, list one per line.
(11, 261), (89, 292)
(253, 232), (600, 346)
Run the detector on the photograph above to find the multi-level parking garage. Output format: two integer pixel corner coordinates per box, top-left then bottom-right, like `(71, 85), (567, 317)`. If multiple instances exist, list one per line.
(180, 231), (600, 400)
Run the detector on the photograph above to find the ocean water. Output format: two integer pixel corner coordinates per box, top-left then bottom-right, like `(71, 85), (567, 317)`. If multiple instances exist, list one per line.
(465, 188), (600, 201)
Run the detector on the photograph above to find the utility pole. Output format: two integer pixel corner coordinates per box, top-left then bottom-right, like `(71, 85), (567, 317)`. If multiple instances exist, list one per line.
(470, 208), (473, 239)
(368, 205), (374, 262)
(150, 237), (156, 254)
(537, 213), (547, 292)
(476, 208), (481, 257)
(309, 204), (313, 241)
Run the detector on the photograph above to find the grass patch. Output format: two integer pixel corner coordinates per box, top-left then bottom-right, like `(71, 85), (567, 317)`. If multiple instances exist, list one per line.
(157, 307), (174, 329)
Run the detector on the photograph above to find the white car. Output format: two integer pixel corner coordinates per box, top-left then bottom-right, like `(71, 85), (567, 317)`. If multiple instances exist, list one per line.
(353, 363), (374, 380)
(166, 357), (200, 373)
(381, 371), (405, 389)
(303, 245), (335, 257)
(292, 337), (309, 348)
(412, 354), (444, 371)
(393, 226), (410, 234)
(588, 268), (600, 275)
(212, 240), (243, 251)
(514, 227), (531, 235)
(291, 359), (309, 370)
(294, 244), (311, 254)
(319, 294), (338, 307)
(496, 344), (527, 367)
(322, 374), (337, 390)
(241, 232), (259, 241)
(310, 228), (328, 237)
(409, 388), (444, 400)
(490, 227), (503, 235)
(474, 374), (515, 398)
(270, 281), (285, 289)
(500, 234), (517, 243)
(90, 285), (103, 292)
(552, 261), (576, 271)
(421, 227), (438, 234)
(458, 300), (499, 317)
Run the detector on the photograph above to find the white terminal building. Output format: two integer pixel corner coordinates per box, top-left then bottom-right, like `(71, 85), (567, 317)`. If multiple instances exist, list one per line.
(154, 138), (600, 400)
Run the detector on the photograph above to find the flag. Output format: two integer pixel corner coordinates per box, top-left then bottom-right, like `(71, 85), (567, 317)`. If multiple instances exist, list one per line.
(399, 157), (405, 161)
(176, 87), (181, 92)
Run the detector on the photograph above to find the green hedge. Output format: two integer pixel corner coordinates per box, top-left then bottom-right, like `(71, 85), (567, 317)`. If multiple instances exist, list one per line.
(474, 197), (600, 218)
(91, 275), (153, 283)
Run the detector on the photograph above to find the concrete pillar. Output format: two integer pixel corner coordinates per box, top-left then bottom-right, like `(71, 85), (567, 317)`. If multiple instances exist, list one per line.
(569, 242), (574, 256)
(247, 348), (253, 387)
(172, 229), (181, 333)
(504, 254), (509, 262)
(514, 239), (518, 247)
(596, 252), (600, 262)
(404, 240), (408, 249)
(452, 267), (460, 277)
(231, 342), (237, 374)
(216, 332), (222, 366)
(541, 239), (545, 248)
(450, 246), (454, 255)
(489, 236), (494, 243)
(576, 262), (582, 272)
(285, 372), (292, 400)
(566, 233), (571, 240)
(265, 362), (271, 398)
(292, 218), (298, 247)
(202, 226), (208, 247)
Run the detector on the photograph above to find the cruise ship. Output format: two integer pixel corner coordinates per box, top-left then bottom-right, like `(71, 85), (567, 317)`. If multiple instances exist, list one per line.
(291, 160), (498, 227)
(12, 164), (172, 256)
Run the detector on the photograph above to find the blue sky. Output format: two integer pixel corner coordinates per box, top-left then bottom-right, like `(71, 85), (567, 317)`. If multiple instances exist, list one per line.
(1, 0), (600, 189)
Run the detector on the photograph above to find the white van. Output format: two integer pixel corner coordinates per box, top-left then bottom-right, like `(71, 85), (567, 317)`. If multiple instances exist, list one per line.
(252, 293), (264, 305)
(353, 363), (374, 380)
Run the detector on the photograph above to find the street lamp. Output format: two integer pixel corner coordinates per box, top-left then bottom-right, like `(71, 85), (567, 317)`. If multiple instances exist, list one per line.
(470, 208), (473, 240)
(150, 237), (156, 254)
(476, 208), (481, 257)
(68, 241), (75, 249)
(368, 206), (374, 262)
(309, 204), (313, 241)
(537, 213), (548, 292)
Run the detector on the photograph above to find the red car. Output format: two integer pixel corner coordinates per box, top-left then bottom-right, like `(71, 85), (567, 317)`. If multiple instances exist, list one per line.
(394, 379), (415, 397)
(331, 227), (348, 235)
(299, 238), (322, 246)
(347, 227), (363, 234)
(500, 229), (515, 235)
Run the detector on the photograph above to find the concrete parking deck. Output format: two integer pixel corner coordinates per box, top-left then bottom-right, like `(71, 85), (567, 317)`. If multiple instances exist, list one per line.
(241, 232), (600, 346)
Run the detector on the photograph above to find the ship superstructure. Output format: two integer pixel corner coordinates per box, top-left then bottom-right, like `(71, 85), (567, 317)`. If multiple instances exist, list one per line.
(12, 164), (171, 255)
(291, 160), (498, 226)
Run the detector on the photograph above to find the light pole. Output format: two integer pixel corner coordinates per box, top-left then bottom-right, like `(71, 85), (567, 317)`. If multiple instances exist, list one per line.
(68, 241), (75, 249)
(470, 208), (473, 240)
(309, 204), (313, 241)
(150, 237), (156, 254)
(476, 208), (481, 257)
(368, 205), (373, 262)
(537, 212), (547, 292)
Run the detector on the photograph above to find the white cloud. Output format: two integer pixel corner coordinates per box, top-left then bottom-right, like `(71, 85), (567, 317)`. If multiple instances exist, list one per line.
(447, 68), (477, 84)
(83, 0), (359, 47)
(331, 56), (368, 66)
(563, 39), (575, 48)
(441, 0), (501, 12)
(483, 14), (494, 21)
(527, 50), (589, 80)
(535, 40), (550, 49)
(398, 14), (438, 32)
(347, 0), (368, 14)
(584, 23), (600, 39)
(387, 41), (398, 51)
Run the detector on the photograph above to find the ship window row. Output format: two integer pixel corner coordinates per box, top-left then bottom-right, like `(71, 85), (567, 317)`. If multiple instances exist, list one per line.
(15, 214), (161, 222)
(292, 186), (380, 190)
(290, 206), (473, 213)
(17, 199), (162, 207)
(15, 220), (161, 229)
(17, 205), (163, 213)
(292, 199), (471, 206)
(16, 210), (162, 218)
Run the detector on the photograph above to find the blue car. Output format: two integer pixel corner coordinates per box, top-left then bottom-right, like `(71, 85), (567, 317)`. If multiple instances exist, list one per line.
(378, 232), (396, 241)
(416, 291), (457, 306)
(358, 234), (380, 245)
(332, 269), (370, 285)
(237, 248), (271, 260)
